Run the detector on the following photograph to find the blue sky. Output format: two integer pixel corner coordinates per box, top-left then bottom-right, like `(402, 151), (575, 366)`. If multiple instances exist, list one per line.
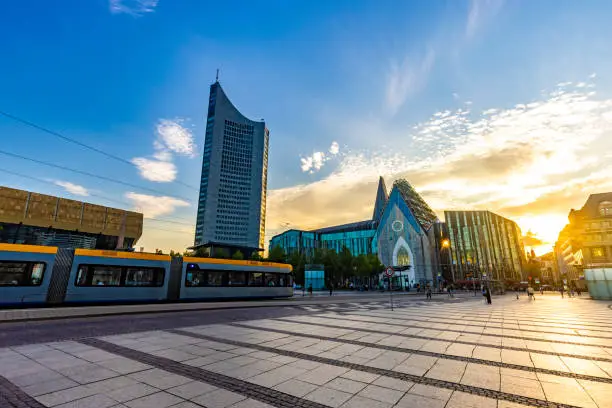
(2, 0), (612, 253)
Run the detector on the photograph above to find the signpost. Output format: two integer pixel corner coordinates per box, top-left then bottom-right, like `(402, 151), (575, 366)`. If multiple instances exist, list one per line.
(385, 267), (394, 311)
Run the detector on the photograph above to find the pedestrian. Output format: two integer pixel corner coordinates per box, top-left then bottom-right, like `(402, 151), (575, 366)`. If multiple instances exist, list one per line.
(577, 287), (582, 296)
(485, 286), (492, 304)
(560, 286), (564, 298)
(329, 282), (333, 296)
(540, 287), (544, 295)
(515, 287), (519, 300)
(527, 286), (535, 301)
(426, 286), (432, 300)
(302, 284), (305, 297)
(308, 284), (313, 296)
(447, 286), (452, 298)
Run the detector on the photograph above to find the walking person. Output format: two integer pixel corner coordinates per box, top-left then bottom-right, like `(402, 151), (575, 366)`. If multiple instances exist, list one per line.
(329, 282), (333, 296)
(560, 286), (564, 298)
(426, 286), (432, 300)
(308, 284), (313, 297)
(485, 286), (492, 305)
(527, 286), (535, 301)
(515, 287), (519, 300)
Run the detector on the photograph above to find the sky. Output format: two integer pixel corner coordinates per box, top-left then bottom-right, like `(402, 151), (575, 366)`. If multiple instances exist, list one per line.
(2, 0), (612, 255)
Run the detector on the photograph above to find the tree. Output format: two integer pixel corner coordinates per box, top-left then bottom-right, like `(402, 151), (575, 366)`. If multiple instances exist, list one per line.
(267, 245), (286, 263)
(250, 252), (264, 261)
(232, 250), (244, 260)
(288, 251), (306, 285)
(338, 247), (354, 283)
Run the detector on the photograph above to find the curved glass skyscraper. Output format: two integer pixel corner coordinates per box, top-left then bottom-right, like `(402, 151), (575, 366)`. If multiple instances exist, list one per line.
(194, 81), (269, 255)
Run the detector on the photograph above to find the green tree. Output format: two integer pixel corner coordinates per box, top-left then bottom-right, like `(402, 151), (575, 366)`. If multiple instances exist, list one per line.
(232, 250), (244, 260)
(250, 252), (264, 261)
(338, 246), (354, 284)
(322, 249), (340, 284)
(267, 245), (287, 263)
(288, 251), (306, 285)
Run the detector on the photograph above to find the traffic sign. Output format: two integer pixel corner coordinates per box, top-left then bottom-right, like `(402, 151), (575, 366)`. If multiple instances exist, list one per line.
(385, 267), (394, 278)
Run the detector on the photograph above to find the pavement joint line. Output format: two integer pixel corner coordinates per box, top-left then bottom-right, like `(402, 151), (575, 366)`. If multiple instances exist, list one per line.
(0, 374), (47, 408)
(274, 317), (612, 363)
(340, 311), (612, 346)
(168, 328), (582, 408)
(379, 309), (612, 331)
(351, 308), (612, 334)
(76, 337), (332, 408)
(230, 322), (612, 384)
(0, 295), (446, 324)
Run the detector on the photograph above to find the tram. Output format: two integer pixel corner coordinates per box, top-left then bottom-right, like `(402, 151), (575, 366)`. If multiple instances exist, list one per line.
(0, 243), (293, 306)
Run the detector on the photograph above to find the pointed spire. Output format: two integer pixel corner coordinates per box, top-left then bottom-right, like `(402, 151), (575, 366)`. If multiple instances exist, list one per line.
(372, 176), (389, 223)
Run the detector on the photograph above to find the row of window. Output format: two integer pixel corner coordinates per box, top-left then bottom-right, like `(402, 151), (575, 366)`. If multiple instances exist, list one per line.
(0, 261), (45, 286)
(185, 269), (292, 288)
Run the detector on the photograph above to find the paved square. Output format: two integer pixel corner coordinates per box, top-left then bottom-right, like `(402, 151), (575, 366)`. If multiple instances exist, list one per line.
(1, 294), (611, 408)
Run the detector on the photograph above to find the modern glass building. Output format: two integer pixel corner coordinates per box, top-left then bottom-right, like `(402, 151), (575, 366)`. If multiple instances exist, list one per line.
(269, 177), (440, 289)
(195, 80), (269, 257)
(444, 210), (525, 284)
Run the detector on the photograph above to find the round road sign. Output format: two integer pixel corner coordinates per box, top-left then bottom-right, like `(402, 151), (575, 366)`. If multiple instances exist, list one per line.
(385, 267), (394, 277)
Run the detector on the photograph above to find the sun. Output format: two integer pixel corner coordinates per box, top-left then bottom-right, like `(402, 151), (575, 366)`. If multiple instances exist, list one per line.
(513, 214), (568, 255)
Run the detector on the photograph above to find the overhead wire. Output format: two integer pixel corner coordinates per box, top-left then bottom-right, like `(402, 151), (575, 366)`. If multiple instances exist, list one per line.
(0, 110), (200, 191)
(0, 168), (195, 233)
(0, 149), (194, 203)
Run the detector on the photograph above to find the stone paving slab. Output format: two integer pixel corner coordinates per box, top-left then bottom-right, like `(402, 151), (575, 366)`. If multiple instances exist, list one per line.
(0, 296), (610, 408)
(0, 293), (431, 323)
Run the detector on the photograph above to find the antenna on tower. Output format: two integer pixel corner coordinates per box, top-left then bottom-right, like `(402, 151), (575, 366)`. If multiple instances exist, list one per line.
(216, 69), (219, 82)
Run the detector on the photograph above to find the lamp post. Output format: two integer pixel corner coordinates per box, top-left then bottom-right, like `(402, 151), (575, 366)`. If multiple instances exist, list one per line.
(440, 239), (452, 290)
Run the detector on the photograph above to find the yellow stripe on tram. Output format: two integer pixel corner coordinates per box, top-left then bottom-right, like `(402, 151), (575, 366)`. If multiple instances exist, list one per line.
(74, 248), (171, 262)
(0, 243), (58, 254)
(183, 256), (293, 272)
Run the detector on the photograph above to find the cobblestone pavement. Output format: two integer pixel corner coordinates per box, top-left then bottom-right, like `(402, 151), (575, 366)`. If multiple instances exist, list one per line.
(1, 294), (611, 408)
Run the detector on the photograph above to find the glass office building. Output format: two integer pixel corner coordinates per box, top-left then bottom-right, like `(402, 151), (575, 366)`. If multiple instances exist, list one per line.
(195, 80), (269, 256)
(444, 210), (525, 284)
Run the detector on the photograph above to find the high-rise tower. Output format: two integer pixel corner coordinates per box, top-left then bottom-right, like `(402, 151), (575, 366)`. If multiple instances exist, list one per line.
(194, 80), (269, 256)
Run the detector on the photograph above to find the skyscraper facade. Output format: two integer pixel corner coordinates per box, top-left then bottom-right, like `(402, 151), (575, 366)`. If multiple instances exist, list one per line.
(195, 81), (269, 255)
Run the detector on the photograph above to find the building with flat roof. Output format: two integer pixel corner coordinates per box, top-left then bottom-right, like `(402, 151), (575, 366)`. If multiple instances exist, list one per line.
(194, 80), (269, 257)
(444, 210), (525, 285)
(0, 186), (143, 249)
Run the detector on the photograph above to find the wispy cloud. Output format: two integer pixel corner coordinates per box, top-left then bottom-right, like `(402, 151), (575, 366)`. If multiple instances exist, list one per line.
(300, 141), (340, 173)
(156, 119), (196, 157)
(466, 0), (505, 38)
(109, 0), (159, 16)
(125, 192), (189, 218)
(385, 49), (435, 114)
(132, 118), (195, 182)
(54, 181), (89, 197)
(269, 77), (611, 251)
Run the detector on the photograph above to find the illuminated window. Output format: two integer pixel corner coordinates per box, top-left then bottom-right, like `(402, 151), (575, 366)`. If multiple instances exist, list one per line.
(592, 247), (605, 257)
(397, 247), (410, 266)
(599, 201), (612, 217)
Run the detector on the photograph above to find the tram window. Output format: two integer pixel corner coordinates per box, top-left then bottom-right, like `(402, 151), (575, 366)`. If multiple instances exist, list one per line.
(0, 261), (45, 286)
(76, 265), (122, 286)
(264, 273), (278, 287)
(186, 271), (207, 287)
(207, 271), (224, 286)
(228, 271), (246, 286)
(249, 272), (263, 286)
(125, 268), (164, 287)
